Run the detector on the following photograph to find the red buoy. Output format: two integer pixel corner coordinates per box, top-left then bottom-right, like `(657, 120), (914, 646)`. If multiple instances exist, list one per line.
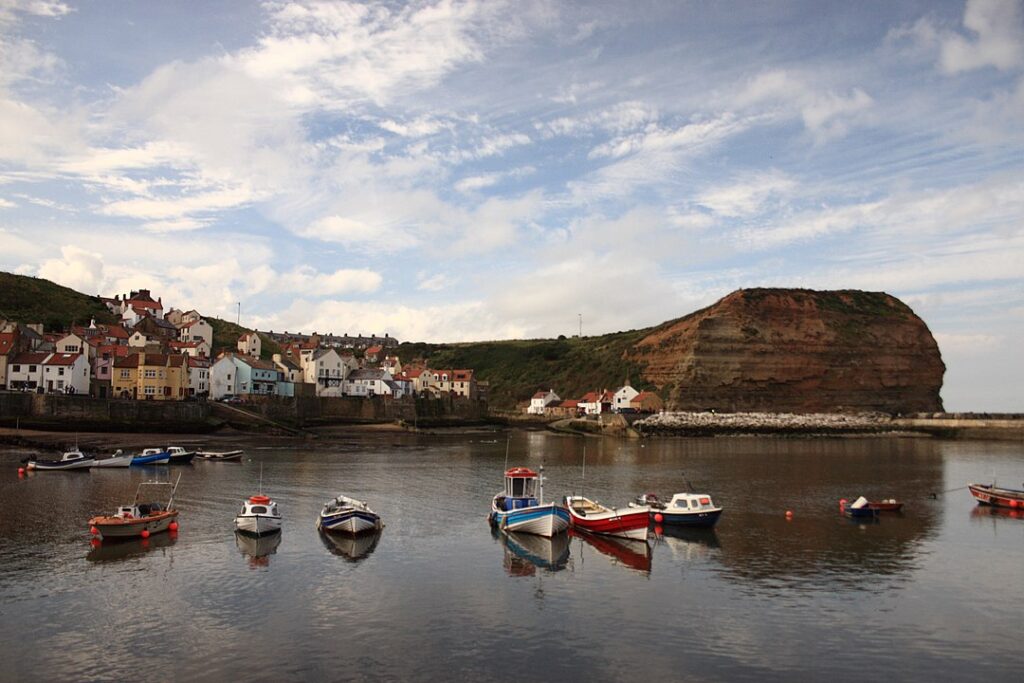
(90, 538), (101, 548)
(169, 521), (179, 532)
(141, 529), (150, 539)
(1010, 500), (1018, 509)
(90, 526), (99, 536)
(785, 510), (794, 519)
(654, 513), (664, 523)
(18, 467), (25, 476)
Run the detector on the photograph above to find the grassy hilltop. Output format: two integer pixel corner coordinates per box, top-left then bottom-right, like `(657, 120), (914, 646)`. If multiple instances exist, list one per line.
(398, 331), (655, 410)
(0, 272), (117, 330)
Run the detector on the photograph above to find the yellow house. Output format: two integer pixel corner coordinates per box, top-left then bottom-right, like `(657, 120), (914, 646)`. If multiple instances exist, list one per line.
(112, 352), (189, 400)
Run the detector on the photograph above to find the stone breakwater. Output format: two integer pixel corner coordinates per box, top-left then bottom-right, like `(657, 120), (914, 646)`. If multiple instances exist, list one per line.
(634, 411), (895, 436)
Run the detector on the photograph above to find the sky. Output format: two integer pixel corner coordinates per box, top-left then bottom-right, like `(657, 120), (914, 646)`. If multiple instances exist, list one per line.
(0, 0), (1021, 411)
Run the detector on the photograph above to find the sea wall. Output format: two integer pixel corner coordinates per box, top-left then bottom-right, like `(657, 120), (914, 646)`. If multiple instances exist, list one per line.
(0, 391), (213, 432)
(226, 394), (490, 428)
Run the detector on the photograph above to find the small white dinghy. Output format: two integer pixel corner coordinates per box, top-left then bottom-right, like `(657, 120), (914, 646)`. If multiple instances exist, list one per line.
(93, 449), (133, 468)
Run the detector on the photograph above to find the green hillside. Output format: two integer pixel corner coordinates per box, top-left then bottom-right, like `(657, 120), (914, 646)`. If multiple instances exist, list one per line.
(207, 316), (281, 360)
(0, 272), (117, 330)
(397, 330), (656, 409)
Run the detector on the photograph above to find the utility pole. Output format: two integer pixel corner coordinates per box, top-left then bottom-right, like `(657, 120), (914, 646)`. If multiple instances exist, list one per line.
(578, 313), (582, 339)
(237, 302), (241, 326)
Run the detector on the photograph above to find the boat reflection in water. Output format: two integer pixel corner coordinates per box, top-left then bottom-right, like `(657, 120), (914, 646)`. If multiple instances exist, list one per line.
(653, 525), (721, 561)
(570, 527), (651, 574)
(970, 505), (1024, 522)
(86, 530), (177, 563)
(319, 529), (382, 562)
(235, 530), (282, 568)
(494, 528), (570, 576)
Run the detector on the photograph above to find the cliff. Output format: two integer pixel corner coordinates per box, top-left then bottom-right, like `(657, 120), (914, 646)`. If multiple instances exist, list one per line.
(628, 289), (945, 413)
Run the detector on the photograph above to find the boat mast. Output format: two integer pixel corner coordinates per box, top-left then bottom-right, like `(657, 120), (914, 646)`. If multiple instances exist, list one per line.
(539, 464), (545, 505)
(503, 434), (510, 472)
(580, 445), (586, 498)
(166, 472), (182, 509)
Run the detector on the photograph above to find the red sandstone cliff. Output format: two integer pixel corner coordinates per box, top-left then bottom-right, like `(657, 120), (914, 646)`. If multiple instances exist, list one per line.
(628, 289), (945, 413)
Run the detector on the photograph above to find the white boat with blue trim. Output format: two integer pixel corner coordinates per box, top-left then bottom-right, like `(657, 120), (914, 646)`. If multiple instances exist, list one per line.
(489, 466), (570, 538)
(317, 494), (383, 535)
(235, 494), (282, 536)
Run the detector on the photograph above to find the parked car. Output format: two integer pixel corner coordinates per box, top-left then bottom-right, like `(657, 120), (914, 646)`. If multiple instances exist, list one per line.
(220, 394), (243, 404)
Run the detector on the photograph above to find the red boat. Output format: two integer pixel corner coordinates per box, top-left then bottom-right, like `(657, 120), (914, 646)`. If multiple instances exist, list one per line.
(968, 483), (1024, 510)
(563, 495), (649, 540)
(866, 499), (904, 512)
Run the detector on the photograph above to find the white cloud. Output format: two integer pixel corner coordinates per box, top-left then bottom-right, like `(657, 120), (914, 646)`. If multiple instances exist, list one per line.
(274, 266), (383, 296)
(940, 0), (1024, 74)
(417, 272), (453, 291)
(300, 214), (413, 251)
(934, 331), (1004, 354)
(36, 244), (105, 294)
(697, 171), (797, 218)
(0, 197), (14, 208)
(0, 0), (72, 24)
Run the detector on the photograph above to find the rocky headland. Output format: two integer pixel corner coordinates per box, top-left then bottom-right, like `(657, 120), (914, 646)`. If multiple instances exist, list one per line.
(628, 288), (945, 414)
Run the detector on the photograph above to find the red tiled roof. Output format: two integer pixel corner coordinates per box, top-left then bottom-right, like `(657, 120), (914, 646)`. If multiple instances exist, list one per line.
(579, 392), (599, 402)
(558, 400), (578, 408)
(0, 333), (16, 356)
(101, 325), (130, 339)
(12, 352), (51, 364)
(532, 391), (550, 399)
(366, 345), (382, 354)
(44, 353), (81, 366)
(188, 357), (210, 368)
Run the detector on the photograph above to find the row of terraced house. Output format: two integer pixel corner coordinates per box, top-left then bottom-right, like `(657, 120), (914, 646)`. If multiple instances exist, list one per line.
(1, 289), (482, 404)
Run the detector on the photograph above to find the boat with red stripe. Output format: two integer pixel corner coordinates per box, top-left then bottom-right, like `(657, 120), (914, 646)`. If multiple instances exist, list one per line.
(968, 483), (1024, 510)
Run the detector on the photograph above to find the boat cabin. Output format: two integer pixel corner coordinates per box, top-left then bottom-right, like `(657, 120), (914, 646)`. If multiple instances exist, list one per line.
(668, 493), (717, 511)
(241, 495), (278, 517)
(496, 467), (540, 511)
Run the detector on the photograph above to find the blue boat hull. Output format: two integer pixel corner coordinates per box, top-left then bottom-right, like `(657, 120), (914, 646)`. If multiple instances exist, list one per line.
(654, 508), (722, 528)
(131, 451), (169, 465)
(490, 502), (570, 537)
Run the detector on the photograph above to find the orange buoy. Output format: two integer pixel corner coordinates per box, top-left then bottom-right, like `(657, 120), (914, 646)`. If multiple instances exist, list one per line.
(90, 526), (99, 535)
(654, 525), (664, 535)
(654, 513), (664, 523)
(169, 521), (179, 532)
(140, 529), (150, 539)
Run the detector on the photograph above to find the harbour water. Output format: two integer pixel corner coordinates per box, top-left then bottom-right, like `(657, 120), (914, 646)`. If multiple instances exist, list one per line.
(1, 433), (1022, 681)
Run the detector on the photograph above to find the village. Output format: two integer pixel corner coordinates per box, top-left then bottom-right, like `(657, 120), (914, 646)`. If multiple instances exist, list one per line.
(0, 289), (483, 406)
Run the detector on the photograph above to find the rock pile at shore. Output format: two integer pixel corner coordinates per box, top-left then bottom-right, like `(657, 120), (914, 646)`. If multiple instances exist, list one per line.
(635, 411), (894, 435)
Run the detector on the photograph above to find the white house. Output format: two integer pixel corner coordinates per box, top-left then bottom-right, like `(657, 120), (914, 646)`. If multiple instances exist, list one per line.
(188, 357), (210, 397)
(5, 352), (49, 391)
(529, 389), (560, 415)
(128, 331), (152, 348)
(179, 319), (214, 348)
(238, 332), (261, 358)
(612, 384), (640, 412)
(41, 352), (90, 395)
(303, 348), (355, 397)
(343, 368), (395, 397)
(55, 332), (86, 355)
(382, 355), (402, 375)
(210, 355), (247, 399)
(169, 340), (211, 358)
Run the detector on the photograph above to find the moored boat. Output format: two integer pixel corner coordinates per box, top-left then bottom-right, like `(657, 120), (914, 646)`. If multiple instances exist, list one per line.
(196, 449), (244, 461)
(235, 494), (282, 536)
(26, 450), (94, 471)
(489, 466), (570, 538)
(88, 474), (181, 540)
(968, 483), (1024, 510)
(633, 492), (723, 528)
(866, 499), (904, 512)
(841, 496), (880, 519)
(131, 448), (170, 466)
(165, 446), (196, 464)
(564, 494), (650, 540)
(93, 449), (132, 468)
(317, 494), (383, 535)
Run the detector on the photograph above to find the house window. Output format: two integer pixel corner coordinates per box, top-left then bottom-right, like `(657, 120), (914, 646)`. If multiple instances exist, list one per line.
(144, 386), (155, 395)
(57, 381), (64, 389)
(120, 370), (130, 379)
(12, 365), (19, 372)
(144, 369), (157, 378)
(29, 365), (36, 372)
(59, 368), (65, 376)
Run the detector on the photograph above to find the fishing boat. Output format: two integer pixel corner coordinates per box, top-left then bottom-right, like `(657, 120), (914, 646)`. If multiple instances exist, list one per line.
(196, 449), (244, 461)
(93, 449), (132, 468)
(564, 494), (650, 540)
(317, 494), (383, 535)
(866, 499), (904, 512)
(131, 448), (170, 465)
(166, 446), (196, 464)
(235, 466), (282, 536)
(633, 492), (723, 528)
(968, 483), (1024, 510)
(26, 450), (94, 471)
(840, 496), (880, 519)
(88, 474), (181, 540)
(489, 466), (570, 538)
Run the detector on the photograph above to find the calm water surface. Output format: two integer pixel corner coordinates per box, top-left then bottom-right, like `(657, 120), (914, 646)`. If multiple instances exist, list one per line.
(1, 433), (1022, 682)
